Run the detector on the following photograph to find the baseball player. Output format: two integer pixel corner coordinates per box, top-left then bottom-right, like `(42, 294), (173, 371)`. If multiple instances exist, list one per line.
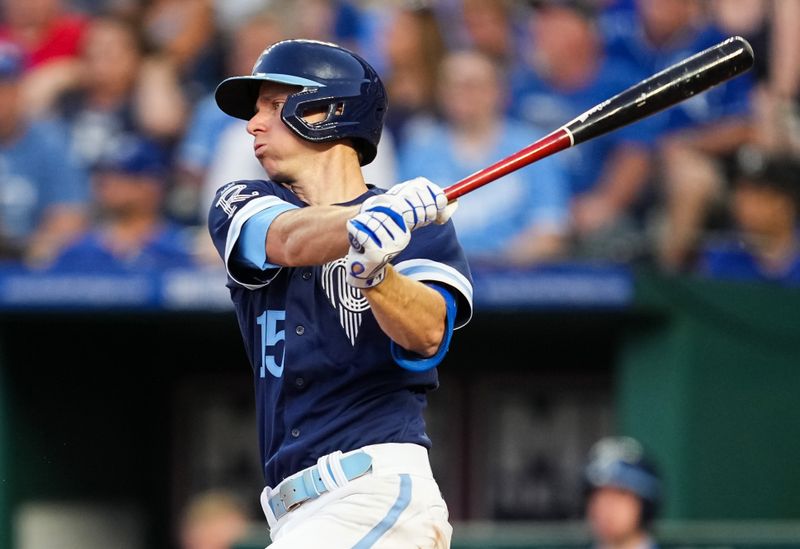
(207, 39), (473, 548)
(583, 436), (663, 549)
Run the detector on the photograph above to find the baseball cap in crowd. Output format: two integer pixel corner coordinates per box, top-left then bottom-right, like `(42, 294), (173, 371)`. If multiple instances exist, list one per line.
(0, 41), (24, 80)
(96, 135), (171, 179)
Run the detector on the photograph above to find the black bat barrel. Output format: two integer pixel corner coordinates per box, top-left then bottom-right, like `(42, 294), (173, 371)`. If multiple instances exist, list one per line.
(564, 35), (755, 145)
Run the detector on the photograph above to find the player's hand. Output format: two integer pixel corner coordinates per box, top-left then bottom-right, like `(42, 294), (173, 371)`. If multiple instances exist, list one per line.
(368, 177), (456, 230)
(345, 204), (411, 288)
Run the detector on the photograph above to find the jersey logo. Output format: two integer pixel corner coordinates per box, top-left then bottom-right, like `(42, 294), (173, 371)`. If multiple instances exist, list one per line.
(321, 258), (370, 346)
(215, 183), (260, 218)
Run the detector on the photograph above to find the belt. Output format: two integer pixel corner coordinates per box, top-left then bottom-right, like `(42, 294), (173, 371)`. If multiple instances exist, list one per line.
(267, 450), (373, 521)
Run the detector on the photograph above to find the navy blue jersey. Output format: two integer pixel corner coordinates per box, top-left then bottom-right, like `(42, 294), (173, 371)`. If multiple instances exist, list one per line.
(208, 179), (473, 487)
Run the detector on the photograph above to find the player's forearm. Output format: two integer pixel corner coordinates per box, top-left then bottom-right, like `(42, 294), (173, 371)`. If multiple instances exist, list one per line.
(362, 266), (446, 357)
(267, 205), (359, 266)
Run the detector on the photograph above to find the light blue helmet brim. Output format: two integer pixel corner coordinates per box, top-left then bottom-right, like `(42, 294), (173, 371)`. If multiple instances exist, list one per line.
(214, 73), (325, 120)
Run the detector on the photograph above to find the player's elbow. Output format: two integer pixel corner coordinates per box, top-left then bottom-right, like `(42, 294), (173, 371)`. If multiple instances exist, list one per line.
(409, 323), (446, 358)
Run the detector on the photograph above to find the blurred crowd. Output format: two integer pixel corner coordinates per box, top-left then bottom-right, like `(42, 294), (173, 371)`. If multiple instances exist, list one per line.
(0, 0), (798, 284)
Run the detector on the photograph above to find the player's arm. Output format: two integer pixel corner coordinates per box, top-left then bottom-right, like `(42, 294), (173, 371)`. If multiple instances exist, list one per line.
(345, 178), (457, 357)
(362, 266), (447, 357)
(265, 205), (359, 266)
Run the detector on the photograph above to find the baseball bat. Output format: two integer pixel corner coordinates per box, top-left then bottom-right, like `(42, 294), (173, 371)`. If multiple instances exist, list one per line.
(443, 35), (755, 201)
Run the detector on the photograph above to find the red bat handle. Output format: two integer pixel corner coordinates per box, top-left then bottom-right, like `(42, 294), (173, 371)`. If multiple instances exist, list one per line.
(443, 128), (573, 202)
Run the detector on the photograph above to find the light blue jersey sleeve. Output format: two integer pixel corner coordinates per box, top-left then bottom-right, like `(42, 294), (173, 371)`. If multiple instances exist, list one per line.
(234, 203), (299, 270)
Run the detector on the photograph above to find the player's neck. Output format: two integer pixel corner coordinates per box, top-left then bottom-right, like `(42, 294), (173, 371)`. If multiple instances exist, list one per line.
(286, 145), (367, 205)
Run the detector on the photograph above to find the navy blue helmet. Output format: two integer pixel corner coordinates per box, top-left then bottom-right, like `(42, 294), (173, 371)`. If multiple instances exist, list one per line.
(583, 436), (662, 523)
(215, 39), (387, 166)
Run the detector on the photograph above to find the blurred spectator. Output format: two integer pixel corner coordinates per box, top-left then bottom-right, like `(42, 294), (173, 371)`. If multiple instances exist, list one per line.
(511, 1), (656, 261)
(697, 149), (800, 285)
(583, 436), (662, 549)
(284, 0), (368, 54)
(178, 490), (250, 549)
(174, 8), (284, 225)
(378, 1), (446, 148)
(603, 0), (758, 271)
(140, 0), (224, 101)
(0, 41), (90, 266)
(754, 0), (800, 155)
(45, 12), (188, 173)
(458, 0), (524, 71)
(48, 135), (198, 272)
(399, 49), (570, 265)
(0, 0), (91, 118)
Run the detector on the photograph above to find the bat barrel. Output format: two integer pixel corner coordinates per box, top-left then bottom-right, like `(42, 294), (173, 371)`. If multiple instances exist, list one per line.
(565, 35), (755, 145)
(441, 36), (754, 202)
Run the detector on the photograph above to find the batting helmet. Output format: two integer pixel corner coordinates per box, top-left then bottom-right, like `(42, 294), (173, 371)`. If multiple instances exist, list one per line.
(214, 39), (387, 166)
(583, 436), (662, 524)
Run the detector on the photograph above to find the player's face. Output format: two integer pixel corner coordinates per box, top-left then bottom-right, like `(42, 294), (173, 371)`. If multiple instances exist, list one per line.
(586, 486), (643, 544)
(246, 81), (330, 183)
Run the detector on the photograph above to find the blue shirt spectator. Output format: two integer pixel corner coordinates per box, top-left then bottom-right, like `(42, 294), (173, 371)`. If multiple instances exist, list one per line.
(0, 40), (90, 265)
(600, 0), (758, 270)
(697, 151), (800, 286)
(699, 242), (800, 285)
(398, 49), (570, 265)
(510, 55), (656, 197)
(510, 2), (657, 255)
(49, 135), (198, 272)
(0, 119), (90, 244)
(601, 7), (755, 134)
(399, 117), (569, 262)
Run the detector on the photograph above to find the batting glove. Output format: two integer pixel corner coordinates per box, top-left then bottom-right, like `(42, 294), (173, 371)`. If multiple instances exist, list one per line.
(365, 177), (457, 231)
(345, 203), (411, 288)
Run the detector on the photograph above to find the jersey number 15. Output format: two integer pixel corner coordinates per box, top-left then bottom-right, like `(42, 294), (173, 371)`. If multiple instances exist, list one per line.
(257, 309), (285, 378)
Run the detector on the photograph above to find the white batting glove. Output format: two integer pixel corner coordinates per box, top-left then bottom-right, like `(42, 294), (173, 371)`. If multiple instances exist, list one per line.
(372, 177), (456, 230)
(345, 204), (411, 288)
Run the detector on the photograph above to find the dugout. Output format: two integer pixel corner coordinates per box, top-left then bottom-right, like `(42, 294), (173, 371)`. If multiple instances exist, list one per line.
(0, 265), (799, 548)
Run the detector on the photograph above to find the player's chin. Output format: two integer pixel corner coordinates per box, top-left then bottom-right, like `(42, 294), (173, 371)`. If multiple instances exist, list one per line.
(264, 165), (293, 184)
(260, 159), (283, 180)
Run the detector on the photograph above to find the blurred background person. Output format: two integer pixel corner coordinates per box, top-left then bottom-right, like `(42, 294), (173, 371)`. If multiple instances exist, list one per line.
(696, 150), (800, 285)
(377, 0), (446, 149)
(603, 0), (758, 271)
(0, 0), (90, 118)
(173, 8), (284, 227)
(511, 0), (656, 262)
(48, 134), (199, 272)
(753, 0), (800, 155)
(458, 0), (524, 73)
(399, 48), (570, 265)
(140, 0), (223, 102)
(0, 40), (90, 267)
(178, 490), (251, 549)
(43, 12), (188, 174)
(284, 0), (368, 54)
(583, 436), (662, 549)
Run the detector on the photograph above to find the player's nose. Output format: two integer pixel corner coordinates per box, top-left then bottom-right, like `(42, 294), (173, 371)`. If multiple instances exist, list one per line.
(246, 111), (271, 136)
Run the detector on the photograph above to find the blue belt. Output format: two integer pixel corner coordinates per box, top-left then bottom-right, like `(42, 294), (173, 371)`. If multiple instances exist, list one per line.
(268, 451), (373, 520)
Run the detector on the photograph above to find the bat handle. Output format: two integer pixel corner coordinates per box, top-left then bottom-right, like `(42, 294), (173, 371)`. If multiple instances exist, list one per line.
(443, 129), (573, 202)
